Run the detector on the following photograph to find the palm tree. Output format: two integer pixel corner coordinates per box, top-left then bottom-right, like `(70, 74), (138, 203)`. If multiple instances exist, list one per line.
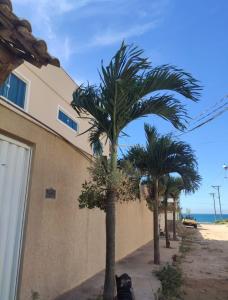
(162, 173), (200, 247)
(125, 124), (201, 264)
(162, 176), (182, 243)
(71, 42), (201, 299)
(168, 177), (183, 240)
(160, 175), (174, 248)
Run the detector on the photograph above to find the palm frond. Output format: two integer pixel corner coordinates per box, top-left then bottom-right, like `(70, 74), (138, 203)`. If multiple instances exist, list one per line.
(138, 65), (202, 101)
(127, 95), (189, 130)
(71, 41), (202, 149)
(125, 123), (201, 194)
(124, 145), (148, 173)
(144, 124), (159, 147)
(88, 123), (106, 156)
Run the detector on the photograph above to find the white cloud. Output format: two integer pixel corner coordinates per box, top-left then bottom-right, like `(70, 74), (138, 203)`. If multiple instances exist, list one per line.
(13, 0), (80, 61)
(13, 0), (99, 39)
(13, 0), (83, 13)
(13, 0), (116, 61)
(63, 37), (71, 61)
(12, 0), (169, 63)
(62, 21), (160, 56)
(90, 21), (159, 47)
(48, 36), (73, 63)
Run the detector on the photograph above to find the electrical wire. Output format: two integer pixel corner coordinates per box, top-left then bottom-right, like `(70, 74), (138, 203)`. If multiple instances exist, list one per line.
(191, 95), (228, 122)
(173, 95), (228, 138)
(190, 101), (228, 126)
(178, 106), (228, 137)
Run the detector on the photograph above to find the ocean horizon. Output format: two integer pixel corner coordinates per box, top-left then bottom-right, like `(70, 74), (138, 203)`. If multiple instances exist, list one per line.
(182, 213), (228, 223)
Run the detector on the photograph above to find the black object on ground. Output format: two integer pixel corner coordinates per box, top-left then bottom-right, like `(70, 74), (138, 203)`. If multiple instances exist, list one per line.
(116, 273), (134, 300)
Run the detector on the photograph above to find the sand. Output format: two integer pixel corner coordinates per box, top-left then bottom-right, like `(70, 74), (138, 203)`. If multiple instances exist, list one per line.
(181, 224), (228, 300)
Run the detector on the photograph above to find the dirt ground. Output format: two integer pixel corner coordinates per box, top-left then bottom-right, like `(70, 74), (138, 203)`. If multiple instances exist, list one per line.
(181, 224), (228, 300)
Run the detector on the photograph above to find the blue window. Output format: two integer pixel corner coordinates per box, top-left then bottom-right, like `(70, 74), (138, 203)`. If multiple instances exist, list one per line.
(58, 109), (78, 132)
(0, 73), (26, 109)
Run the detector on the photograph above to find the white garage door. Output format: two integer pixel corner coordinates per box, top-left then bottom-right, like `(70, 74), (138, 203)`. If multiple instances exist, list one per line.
(0, 134), (31, 300)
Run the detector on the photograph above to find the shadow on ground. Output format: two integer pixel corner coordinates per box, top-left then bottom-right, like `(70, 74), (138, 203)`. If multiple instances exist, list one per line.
(55, 239), (180, 300)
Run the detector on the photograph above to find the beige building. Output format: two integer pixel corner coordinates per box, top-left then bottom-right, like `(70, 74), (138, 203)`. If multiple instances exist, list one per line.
(0, 63), (153, 300)
(0, 62), (109, 156)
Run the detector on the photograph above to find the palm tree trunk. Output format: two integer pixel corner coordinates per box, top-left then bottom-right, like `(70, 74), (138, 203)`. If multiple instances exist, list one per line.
(103, 143), (117, 300)
(173, 198), (177, 241)
(153, 178), (160, 264)
(164, 198), (170, 248)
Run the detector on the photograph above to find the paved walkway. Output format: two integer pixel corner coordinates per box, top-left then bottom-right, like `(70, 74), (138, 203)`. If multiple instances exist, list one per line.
(56, 239), (179, 300)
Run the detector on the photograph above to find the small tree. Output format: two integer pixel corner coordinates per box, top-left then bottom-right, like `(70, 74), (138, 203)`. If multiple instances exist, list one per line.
(79, 157), (140, 211)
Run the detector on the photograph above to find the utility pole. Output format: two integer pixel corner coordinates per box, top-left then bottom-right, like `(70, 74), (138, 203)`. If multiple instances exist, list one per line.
(212, 185), (223, 219)
(209, 192), (217, 221)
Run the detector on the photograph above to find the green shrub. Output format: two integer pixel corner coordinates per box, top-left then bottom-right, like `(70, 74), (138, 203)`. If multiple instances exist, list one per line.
(31, 290), (40, 300)
(179, 243), (190, 255)
(215, 219), (228, 224)
(155, 264), (182, 299)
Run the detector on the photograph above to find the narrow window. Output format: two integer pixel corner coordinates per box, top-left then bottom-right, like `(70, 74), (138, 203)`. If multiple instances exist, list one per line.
(58, 109), (78, 132)
(0, 74), (27, 109)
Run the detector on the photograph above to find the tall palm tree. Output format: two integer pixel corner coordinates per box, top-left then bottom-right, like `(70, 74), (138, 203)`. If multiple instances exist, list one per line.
(71, 42), (201, 299)
(168, 177), (183, 240)
(125, 124), (201, 264)
(160, 175), (174, 248)
(162, 173), (200, 247)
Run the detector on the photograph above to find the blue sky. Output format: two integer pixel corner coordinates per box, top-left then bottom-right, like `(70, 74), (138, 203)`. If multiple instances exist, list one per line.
(13, 0), (228, 214)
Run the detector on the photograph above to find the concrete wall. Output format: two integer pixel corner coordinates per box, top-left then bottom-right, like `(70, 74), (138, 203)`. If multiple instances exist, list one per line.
(0, 104), (153, 300)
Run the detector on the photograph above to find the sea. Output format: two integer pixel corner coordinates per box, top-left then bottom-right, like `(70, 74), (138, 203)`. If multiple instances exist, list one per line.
(182, 214), (228, 223)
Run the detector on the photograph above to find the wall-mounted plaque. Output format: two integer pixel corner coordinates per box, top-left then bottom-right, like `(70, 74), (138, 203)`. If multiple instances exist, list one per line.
(45, 188), (56, 199)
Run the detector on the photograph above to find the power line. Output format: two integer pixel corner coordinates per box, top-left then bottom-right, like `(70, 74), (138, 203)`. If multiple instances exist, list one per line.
(191, 95), (228, 123)
(175, 105), (228, 138)
(173, 95), (228, 138)
(185, 106), (228, 133)
(190, 101), (228, 126)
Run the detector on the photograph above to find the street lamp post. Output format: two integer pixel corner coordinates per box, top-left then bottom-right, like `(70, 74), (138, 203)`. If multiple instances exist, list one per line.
(223, 164), (228, 170)
(223, 164), (228, 178)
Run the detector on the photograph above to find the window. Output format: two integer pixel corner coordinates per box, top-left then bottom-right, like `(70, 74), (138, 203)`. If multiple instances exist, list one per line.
(58, 109), (78, 132)
(0, 73), (27, 109)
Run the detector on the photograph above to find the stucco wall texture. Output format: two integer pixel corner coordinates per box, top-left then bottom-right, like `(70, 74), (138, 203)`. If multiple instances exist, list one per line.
(0, 104), (153, 300)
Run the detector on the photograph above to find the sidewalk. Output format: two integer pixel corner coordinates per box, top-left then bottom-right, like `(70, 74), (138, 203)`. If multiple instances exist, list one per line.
(56, 239), (179, 300)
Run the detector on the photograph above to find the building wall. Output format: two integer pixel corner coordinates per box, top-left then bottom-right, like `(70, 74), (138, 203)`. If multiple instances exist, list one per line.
(159, 211), (179, 233)
(159, 212), (174, 232)
(0, 104), (153, 300)
(0, 63), (109, 156)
